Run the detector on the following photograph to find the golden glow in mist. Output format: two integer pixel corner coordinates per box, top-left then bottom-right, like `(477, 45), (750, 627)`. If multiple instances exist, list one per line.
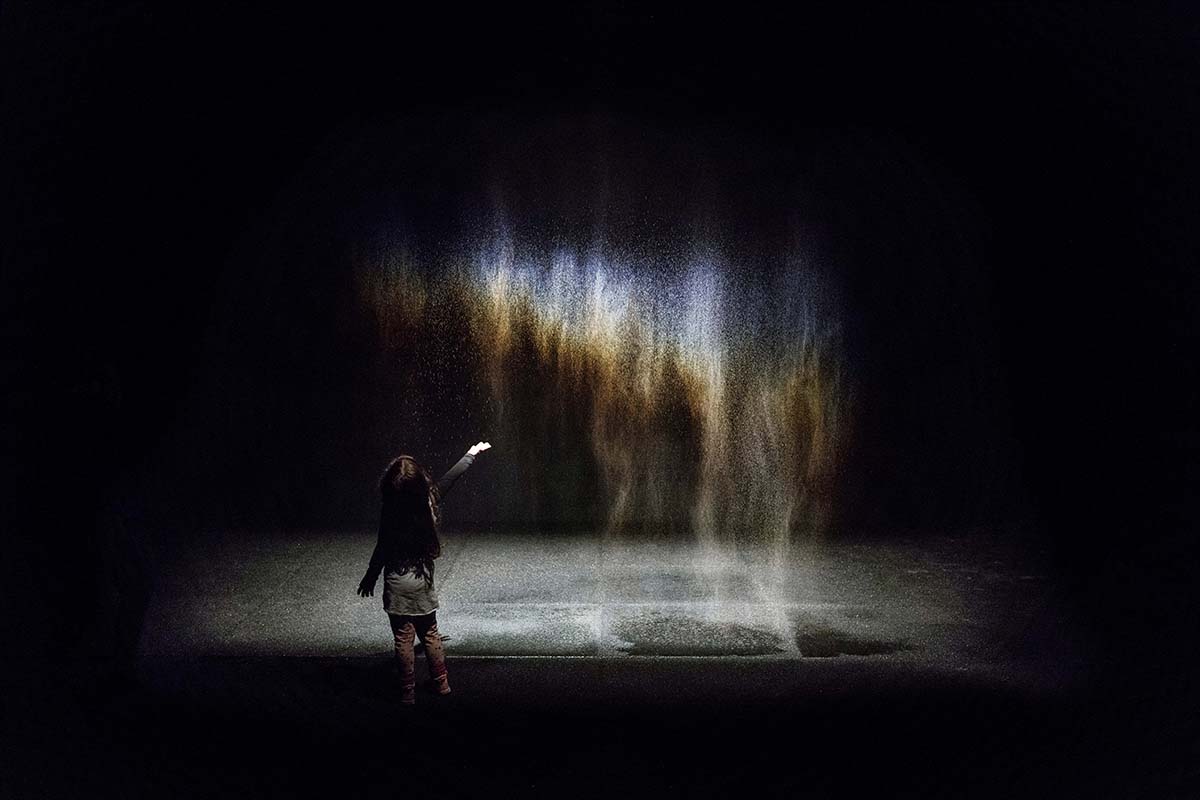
(358, 233), (847, 549)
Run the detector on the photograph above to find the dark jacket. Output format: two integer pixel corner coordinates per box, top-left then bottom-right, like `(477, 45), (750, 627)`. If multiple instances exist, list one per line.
(365, 450), (475, 582)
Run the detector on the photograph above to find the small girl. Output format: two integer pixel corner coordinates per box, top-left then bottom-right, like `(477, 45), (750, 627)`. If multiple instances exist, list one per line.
(357, 441), (491, 704)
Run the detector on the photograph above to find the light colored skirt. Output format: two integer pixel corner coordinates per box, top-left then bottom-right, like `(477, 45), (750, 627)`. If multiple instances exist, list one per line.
(382, 567), (438, 616)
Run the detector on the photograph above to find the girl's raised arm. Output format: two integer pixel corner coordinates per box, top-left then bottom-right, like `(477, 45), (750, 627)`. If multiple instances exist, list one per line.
(436, 441), (491, 498)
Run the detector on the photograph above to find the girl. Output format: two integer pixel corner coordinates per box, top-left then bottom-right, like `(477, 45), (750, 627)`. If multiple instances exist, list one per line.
(357, 441), (491, 704)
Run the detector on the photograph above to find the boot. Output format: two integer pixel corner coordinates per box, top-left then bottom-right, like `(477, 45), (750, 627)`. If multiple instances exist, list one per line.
(393, 620), (417, 705)
(422, 624), (451, 695)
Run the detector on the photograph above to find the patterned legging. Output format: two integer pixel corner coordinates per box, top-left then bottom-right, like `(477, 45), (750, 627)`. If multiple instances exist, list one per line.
(388, 612), (448, 692)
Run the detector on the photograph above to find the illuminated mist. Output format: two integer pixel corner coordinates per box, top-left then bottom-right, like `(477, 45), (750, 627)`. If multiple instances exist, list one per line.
(357, 222), (848, 560)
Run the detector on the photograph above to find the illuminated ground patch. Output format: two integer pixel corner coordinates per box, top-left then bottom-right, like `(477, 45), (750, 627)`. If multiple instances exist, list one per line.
(611, 609), (784, 656)
(140, 529), (1084, 689)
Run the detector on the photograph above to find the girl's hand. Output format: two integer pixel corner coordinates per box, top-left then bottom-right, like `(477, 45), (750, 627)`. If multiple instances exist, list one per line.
(468, 441), (492, 456)
(357, 574), (376, 597)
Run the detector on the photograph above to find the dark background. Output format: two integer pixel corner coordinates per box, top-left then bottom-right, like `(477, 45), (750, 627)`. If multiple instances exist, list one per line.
(4, 2), (1198, 794)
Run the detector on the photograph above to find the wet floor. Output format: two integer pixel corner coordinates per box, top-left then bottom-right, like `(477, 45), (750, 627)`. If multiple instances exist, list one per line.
(141, 528), (1086, 688)
(16, 530), (1188, 798)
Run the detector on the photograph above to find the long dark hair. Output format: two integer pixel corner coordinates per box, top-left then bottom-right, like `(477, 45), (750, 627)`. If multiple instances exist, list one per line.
(378, 455), (442, 582)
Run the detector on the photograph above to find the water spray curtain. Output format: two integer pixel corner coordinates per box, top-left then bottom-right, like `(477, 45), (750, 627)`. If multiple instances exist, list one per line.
(359, 233), (846, 546)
